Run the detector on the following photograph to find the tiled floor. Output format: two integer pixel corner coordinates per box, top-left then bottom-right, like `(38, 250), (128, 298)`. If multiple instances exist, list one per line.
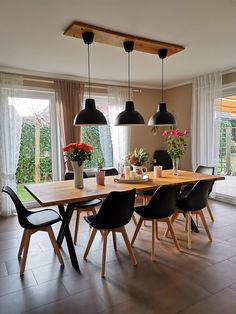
(1, 200), (236, 313)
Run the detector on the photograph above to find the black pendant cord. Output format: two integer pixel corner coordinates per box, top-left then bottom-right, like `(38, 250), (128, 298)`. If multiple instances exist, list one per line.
(128, 51), (131, 101)
(161, 57), (164, 103)
(87, 43), (91, 98)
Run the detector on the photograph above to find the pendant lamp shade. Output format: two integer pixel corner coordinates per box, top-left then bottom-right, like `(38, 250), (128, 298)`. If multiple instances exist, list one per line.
(148, 103), (175, 126)
(74, 98), (107, 125)
(148, 48), (176, 126)
(115, 101), (145, 125)
(115, 41), (145, 126)
(74, 32), (107, 126)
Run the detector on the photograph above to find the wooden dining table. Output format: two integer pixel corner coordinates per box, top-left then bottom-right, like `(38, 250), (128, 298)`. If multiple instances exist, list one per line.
(25, 170), (224, 271)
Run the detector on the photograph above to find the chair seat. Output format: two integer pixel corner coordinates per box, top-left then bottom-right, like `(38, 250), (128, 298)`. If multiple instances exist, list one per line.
(134, 205), (152, 218)
(84, 214), (97, 225)
(73, 199), (102, 209)
(27, 209), (61, 228)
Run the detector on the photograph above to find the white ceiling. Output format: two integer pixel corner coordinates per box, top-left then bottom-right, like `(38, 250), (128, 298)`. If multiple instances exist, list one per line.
(1, 0), (236, 88)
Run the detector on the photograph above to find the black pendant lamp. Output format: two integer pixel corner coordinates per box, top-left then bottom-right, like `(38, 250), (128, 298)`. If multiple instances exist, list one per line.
(115, 41), (145, 126)
(148, 48), (176, 126)
(74, 32), (107, 126)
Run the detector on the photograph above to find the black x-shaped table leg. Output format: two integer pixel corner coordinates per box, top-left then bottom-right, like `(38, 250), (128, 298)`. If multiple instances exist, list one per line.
(57, 204), (80, 272)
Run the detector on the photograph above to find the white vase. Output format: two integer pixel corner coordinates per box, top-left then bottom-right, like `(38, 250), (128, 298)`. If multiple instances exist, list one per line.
(172, 158), (179, 176)
(132, 165), (147, 176)
(71, 161), (84, 189)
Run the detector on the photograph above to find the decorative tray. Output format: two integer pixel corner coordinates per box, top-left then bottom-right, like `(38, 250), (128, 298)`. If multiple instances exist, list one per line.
(114, 175), (149, 183)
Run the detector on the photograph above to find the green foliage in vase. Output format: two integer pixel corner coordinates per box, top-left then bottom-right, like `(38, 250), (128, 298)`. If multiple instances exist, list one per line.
(126, 148), (149, 166)
(162, 130), (189, 160)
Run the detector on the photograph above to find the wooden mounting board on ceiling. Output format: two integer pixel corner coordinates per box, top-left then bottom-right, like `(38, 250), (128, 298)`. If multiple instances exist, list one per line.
(64, 21), (185, 57)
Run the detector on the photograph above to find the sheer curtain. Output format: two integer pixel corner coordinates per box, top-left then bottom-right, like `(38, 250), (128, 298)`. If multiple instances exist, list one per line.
(0, 73), (23, 216)
(55, 79), (84, 173)
(191, 72), (222, 170)
(108, 87), (131, 168)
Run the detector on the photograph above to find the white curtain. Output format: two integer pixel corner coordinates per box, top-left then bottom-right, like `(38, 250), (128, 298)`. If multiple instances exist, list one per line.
(0, 73), (23, 216)
(191, 72), (222, 170)
(108, 87), (131, 169)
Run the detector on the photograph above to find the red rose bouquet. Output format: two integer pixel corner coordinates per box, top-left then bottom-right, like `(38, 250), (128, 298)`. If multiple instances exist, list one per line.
(63, 142), (93, 166)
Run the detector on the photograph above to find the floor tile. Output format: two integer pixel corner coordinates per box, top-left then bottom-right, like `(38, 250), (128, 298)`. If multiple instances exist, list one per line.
(179, 288), (236, 314)
(0, 279), (68, 314)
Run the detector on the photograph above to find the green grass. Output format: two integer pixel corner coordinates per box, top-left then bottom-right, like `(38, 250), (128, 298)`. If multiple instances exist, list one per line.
(218, 154), (236, 173)
(16, 184), (34, 202)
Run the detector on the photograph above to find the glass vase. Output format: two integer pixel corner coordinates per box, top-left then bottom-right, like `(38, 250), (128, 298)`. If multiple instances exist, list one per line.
(172, 158), (179, 176)
(71, 161), (84, 189)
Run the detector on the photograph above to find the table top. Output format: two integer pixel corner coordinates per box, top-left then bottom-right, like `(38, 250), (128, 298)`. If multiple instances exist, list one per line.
(25, 170), (224, 207)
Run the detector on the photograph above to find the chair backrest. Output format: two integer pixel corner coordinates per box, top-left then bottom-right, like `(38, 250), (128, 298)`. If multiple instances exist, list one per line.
(64, 171), (88, 180)
(196, 165), (215, 194)
(177, 179), (213, 211)
(90, 189), (136, 229)
(145, 185), (181, 219)
(153, 150), (172, 170)
(2, 186), (32, 228)
(196, 165), (214, 175)
(101, 168), (119, 176)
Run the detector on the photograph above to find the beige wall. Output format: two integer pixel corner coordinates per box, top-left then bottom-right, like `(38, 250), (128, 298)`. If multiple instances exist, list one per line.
(131, 88), (163, 163)
(165, 84), (192, 170)
(223, 72), (236, 85)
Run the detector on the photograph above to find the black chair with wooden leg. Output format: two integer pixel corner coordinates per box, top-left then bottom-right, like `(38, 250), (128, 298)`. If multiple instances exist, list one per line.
(101, 167), (137, 226)
(181, 165), (215, 222)
(167, 180), (213, 249)
(2, 186), (64, 275)
(83, 189), (137, 278)
(131, 184), (181, 261)
(65, 171), (102, 245)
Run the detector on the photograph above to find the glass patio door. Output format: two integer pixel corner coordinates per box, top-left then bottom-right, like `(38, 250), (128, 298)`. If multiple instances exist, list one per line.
(11, 90), (58, 205)
(214, 87), (236, 204)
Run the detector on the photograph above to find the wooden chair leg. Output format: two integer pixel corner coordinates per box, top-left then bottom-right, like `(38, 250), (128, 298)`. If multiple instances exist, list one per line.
(132, 214), (138, 226)
(84, 228), (98, 260)
(206, 202), (214, 222)
(74, 209), (81, 245)
(156, 220), (159, 240)
(195, 214), (199, 226)
(187, 212), (192, 249)
(91, 207), (96, 215)
(20, 229), (31, 276)
(18, 229), (27, 258)
(112, 231), (117, 251)
(199, 210), (212, 241)
(164, 211), (179, 237)
(131, 217), (144, 246)
(101, 230), (109, 277)
(47, 226), (64, 265)
(166, 217), (180, 251)
(120, 227), (137, 266)
(151, 220), (157, 261)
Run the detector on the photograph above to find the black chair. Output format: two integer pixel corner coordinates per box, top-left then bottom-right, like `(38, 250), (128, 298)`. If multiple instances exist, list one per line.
(167, 180), (213, 249)
(2, 186), (64, 275)
(181, 165), (215, 222)
(64, 171), (102, 245)
(153, 150), (172, 169)
(83, 189), (137, 277)
(101, 168), (119, 176)
(137, 150), (172, 207)
(131, 185), (181, 261)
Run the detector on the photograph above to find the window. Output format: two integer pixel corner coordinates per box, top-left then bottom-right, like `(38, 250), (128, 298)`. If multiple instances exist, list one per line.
(11, 90), (58, 203)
